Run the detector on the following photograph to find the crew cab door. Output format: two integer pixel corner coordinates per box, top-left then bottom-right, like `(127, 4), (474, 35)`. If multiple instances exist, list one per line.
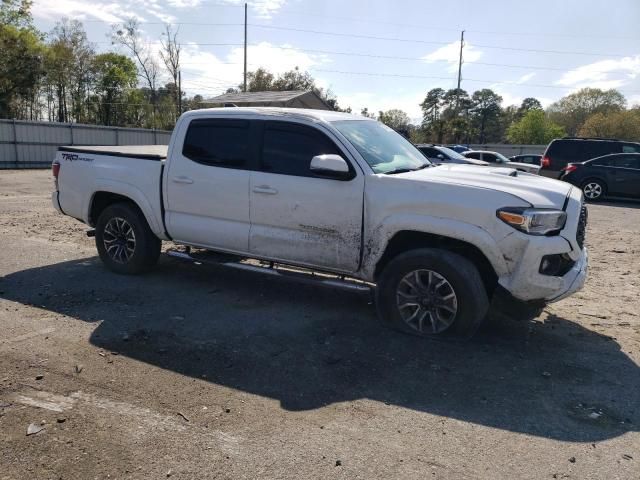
(164, 118), (257, 252)
(249, 120), (364, 272)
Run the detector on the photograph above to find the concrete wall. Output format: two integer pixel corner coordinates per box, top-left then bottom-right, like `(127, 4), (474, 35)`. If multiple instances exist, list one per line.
(467, 144), (547, 156)
(0, 120), (172, 169)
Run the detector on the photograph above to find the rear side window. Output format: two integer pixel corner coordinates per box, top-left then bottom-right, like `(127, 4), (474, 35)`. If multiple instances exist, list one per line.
(584, 141), (619, 159)
(547, 140), (579, 161)
(419, 147), (441, 158)
(613, 156), (640, 169)
(183, 119), (250, 167)
(261, 122), (341, 177)
(622, 144), (640, 153)
(591, 156), (615, 166)
(465, 152), (481, 160)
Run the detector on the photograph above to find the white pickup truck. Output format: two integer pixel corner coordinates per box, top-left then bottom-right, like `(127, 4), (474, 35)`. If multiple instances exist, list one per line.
(52, 108), (588, 338)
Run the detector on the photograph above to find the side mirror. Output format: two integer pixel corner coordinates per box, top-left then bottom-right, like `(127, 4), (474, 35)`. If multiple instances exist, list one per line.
(310, 154), (352, 179)
(436, 154), (445, 160)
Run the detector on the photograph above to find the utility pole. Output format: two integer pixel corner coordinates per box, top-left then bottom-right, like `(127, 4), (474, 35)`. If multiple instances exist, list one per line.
(178, 70), (182, 115)
(243, 3), (248, 92)
(456, 30), (464, 92)
(455, 30), (465, 111)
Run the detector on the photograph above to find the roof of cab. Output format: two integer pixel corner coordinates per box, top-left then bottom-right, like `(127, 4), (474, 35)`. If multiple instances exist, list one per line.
(180, 107), (369, 123)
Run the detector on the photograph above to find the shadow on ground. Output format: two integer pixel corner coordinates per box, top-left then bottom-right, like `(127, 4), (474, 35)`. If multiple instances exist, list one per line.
(1, 256), (637, 442)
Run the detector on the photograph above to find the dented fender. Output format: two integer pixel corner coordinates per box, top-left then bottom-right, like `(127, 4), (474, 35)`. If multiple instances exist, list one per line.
(360, 213), (510, 281)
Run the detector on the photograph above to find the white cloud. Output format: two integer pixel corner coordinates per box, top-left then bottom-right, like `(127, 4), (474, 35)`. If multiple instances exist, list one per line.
(422, 41), (482, 73)
(222, 0), (287, 18)
(179, 42), (327, 97)
(338, 91), (427, 123)
(515, 72), (536, 84)
(629, 94), (640, 107)
(32, 0), (131, 23)
(556, 55), (640, 91)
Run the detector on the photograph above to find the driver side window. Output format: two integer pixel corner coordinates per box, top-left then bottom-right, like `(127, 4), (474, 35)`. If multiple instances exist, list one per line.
(261, 122), (342, 178)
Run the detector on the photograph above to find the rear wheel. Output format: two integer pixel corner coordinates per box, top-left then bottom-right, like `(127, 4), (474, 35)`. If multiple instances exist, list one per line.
(95, 202), (161, 274)
(375, 248), (489, 338)
(582, 179), (606, 201)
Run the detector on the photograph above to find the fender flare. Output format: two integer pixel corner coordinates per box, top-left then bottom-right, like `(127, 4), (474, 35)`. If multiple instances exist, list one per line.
(363, 213), (509, 280)
(85, 178), (165, 238)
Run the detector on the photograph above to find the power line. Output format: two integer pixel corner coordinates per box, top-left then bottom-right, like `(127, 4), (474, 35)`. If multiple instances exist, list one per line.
(308, 67), (640, 93)
(246, 24), (635, 57)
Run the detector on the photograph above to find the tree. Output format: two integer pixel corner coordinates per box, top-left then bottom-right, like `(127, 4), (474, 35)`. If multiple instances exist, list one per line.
(377, 109), (410, 132)
(91, 52), (137, 126)
(113, 19), (160, 125)
(507, 110), (565, 144)
(0, 0), (34, 29)
(243, 67), (274, 91)
(44, 19), (94, 122)
(360, 107), (375, 118)
(0, 24), (44, 118)
(272, 67), (315, 91)
(578, 109), (640, 141)
(470, 89), (503, 143)
(517, 97), (542, 117)
(159, 25), (181, 118)
(547, 88), (626, 135)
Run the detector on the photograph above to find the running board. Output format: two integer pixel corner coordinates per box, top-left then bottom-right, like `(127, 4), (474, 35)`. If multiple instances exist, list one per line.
(166, 249), (372, 294)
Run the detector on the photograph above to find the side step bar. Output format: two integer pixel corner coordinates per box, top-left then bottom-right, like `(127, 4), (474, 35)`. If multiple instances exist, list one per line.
(166, 249), (372, 294)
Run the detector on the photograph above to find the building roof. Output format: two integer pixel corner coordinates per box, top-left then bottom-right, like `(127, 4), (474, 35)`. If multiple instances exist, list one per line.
(207, 90), (332, 110)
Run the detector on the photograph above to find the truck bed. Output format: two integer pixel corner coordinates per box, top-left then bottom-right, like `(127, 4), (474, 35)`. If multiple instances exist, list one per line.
(58, 145), (168, 160)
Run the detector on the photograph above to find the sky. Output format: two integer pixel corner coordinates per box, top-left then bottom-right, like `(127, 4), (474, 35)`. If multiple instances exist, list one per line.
(31, 0), (640, 121)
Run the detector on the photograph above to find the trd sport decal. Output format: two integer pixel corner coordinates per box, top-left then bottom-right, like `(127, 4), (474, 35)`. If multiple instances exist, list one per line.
(61, 153), (93, 162)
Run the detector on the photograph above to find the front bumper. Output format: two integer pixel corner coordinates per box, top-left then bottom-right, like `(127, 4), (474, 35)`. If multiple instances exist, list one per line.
(496, 187), (588, 303)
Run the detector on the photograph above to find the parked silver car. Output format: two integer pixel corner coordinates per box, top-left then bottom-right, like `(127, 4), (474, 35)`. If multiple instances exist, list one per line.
(463, 150), (541, 174)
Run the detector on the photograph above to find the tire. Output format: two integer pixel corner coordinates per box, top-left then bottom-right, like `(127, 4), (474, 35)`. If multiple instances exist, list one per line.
(581, 179), (606, 202)
(375, 248), (489, 339)
(95, 202), (161, 274)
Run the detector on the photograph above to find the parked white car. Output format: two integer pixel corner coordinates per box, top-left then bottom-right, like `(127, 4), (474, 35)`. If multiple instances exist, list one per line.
(463, 150), (542, 174)
(52, 108), (587, 338)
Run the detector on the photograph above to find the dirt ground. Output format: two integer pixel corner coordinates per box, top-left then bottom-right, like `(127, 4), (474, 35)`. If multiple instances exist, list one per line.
(0, 169), (638, 480)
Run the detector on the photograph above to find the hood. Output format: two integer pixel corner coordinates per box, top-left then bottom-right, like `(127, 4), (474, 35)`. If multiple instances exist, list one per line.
(394, 164), (571, 208)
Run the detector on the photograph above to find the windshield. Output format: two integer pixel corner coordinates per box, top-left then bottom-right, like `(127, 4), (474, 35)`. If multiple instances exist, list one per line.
(494, 152), (511, 163)
(436, 146), (467, 160)
(332, 120), (430, 174)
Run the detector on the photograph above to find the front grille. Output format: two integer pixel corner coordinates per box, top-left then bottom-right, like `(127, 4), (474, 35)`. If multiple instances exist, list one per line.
(576, 204), (588, 249)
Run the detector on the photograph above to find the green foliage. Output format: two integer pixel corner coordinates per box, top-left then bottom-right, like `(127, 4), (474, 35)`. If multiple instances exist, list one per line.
(377, 109), (411, 131)
(0, 24), (44, 118)
(547, 88), (626, 135)
(0, 0), (34, 29)
(578, 109), (640, 141)
(507, 110), (565, 144)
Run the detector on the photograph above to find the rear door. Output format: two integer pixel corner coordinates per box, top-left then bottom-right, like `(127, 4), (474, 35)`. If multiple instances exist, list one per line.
(164, 118), (257, 253)
(249, 120), (364, 272)
(611, 155), (640, 197)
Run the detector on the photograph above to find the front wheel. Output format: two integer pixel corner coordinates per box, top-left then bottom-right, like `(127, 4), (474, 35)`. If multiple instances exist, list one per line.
(375, 249), (489, 338)
(95, 202), (161, 274)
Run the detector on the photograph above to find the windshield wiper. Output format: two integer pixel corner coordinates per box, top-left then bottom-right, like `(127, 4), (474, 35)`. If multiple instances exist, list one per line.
(385, 163), (432, 175)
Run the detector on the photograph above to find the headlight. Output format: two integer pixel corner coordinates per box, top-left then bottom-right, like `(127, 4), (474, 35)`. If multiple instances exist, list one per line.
(497, 207), (567, 235)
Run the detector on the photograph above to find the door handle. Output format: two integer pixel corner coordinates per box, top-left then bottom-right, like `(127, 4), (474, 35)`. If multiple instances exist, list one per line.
(252, 185), (278, 195)
(172, 176), (194, 184)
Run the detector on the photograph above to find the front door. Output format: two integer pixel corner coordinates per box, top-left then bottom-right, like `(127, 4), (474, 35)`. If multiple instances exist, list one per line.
(164, 118), (257, 253)
(249, 121), (364, 273)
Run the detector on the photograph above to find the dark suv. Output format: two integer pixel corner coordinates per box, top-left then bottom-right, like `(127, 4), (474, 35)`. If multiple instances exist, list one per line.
(560, 153), (640, 201)
(541, 137), (640, 178)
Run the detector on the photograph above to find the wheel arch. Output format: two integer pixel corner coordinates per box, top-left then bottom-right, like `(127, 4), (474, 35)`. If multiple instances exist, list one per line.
(88, 190), (161, 238)
(373, 230), (500, 296)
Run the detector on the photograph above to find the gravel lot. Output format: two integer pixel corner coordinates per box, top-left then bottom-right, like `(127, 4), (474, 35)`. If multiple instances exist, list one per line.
(1, 169), (639, 479)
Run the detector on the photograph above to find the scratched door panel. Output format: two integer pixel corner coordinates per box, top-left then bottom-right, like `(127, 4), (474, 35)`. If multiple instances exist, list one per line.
(249, 171), (364, 273)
